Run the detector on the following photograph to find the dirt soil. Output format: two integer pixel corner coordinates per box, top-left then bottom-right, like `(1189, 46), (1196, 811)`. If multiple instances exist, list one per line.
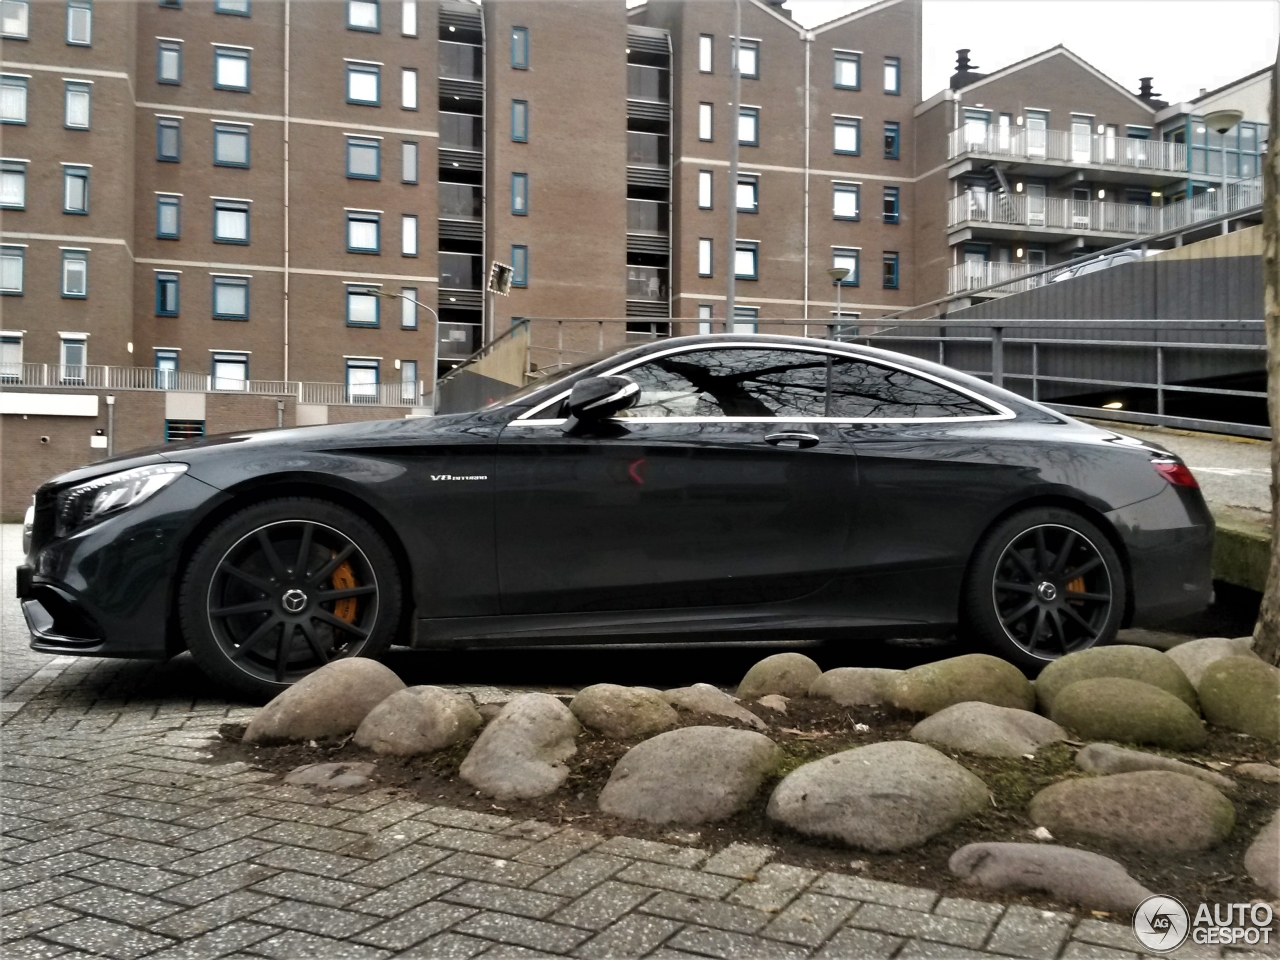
(213, 697), (1279, 918)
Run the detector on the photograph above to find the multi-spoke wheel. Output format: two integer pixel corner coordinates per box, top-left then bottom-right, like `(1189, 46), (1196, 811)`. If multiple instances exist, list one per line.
(180, 499), (401, 698)
(963, 507), (1125, 673)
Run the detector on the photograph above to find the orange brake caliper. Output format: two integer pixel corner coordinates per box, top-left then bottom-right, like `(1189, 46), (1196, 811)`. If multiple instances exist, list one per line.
(331, 560), (358, 623)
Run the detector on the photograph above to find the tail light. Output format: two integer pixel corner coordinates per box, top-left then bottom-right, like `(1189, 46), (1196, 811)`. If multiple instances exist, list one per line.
(1152, 458), (1199, 489)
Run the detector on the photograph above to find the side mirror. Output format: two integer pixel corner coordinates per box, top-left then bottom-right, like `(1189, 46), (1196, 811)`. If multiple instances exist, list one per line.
(566, 375), (639, 422)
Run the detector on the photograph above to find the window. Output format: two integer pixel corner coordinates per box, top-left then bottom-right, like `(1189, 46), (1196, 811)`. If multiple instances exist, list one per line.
(883, 252), (899, 289)
(213, 200), (249, 243)
(697, 304), (713, 335)
(834, 118), (860, 155)
(63, 166), (89, 214)
(511, 26), (528, 69)
(155, 272), (179, 315)
(400, 360), (418, 403)
(401, 141), (418, 183)
(623, 348), (828, 419)
(731, 306), (758, 334)
(347, 0), (379, 31)
(698, 170), (712, 209)
(829, 358), (991, 419)
(213, 124), (249, 166)
(60, 338), (87, 378)
(698, 103), (713, 141)
(64, 81), (90, 128)
(698, 238), (713, 277)
(401, 68), (417, 109)
(1, 76), (27, 124)
(66, 0), (91, 45)
(1, 0), (29, 39)
(511, 172), (528, 215)
(347, 211), (380, 253)
(215, 0), (250, 14)
(511, 244), (528, 287)
(214, 47), (249, 91)
(157, 118), (181, 161)
(212, 352), (248, 389)
(834, 51), (860, 89)
(157, 195), (180, 238)
(734, 242), (758, 280)
(401, 214), (417, 256)
(0, 162), (25, 208)
(833, 182), (859, 220)
(401, 0), (416, 36)
(158, 41), (182, 84)
(884, 121), (900, 159)
(1, 246), (23, 294)
(347, 62), (380, 104)
(1, 334), (23, 378)
(159, 0), (182, 7)
(62, 251), (88, 297)
(832, 248), (859, 286)
(399, 286), (417, 328)
(699, 34), (713, 73)
(166, 419), (205, 441)
(738, 107), (758, 146)
(737, 177), (758, 213)
(734, 39), (758, 79)
(346, 360), (379, 402)
(212, 276), (249, 319)
(347, 137), (380, 179)
(883, 186), (900, 223)
(347, 286), (380, 325)
(884, 56), (901, 94)
(154, 351), (179, 390)
(511, 100), (528, 142)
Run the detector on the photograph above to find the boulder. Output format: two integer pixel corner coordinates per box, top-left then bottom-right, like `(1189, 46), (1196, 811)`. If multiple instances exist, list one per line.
(459, 693), (581, 800)
(949, 842), (1153, 913)
(244, 659), (406, 744)
(1029, 771), (1235, 852)
(909, 702), (1067, 758)
(1245, 811), (1280, 896)
(569, 684), (678, 740)
(891, 654), (1035, 716)
(1076, 743), (1235, 791)
(1048, 677), (1206, 750)
(1035, 645), (1197, 713)
(809, 668), (903, 707)
(736, 653), (822, 700)
(283, 761), (376, 791)
(1164, 636), (1262, 691)
(766, 741), (989, 852)
(1232, 763), (1280, 784)
(353, 686), (483, 756)
(1199, 657), (1280, 742)
(663, 683), (766, 731)
(598, 727), (781, 825)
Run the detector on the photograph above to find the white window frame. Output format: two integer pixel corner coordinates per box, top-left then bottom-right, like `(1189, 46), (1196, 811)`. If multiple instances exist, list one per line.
(66, 0), (92, 46)
(833, 182), (860, 220)
(212, 353), (248, 390)
(62, 252), (88, 297)
(64, 81), (91, 128)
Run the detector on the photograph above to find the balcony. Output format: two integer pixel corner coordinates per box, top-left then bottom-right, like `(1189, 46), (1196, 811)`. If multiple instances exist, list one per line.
(439, 182), (482, 220)
(440, 112), (482, 152)
(948, 128), (1187, 180)
(626, 198), (668, 235)
(439, 41), (482, 82)
(626, 265), (668, 302)
(627, 64), (669, 103)
(627, 131), (668, 168)
(947, 261), (1047, 296)
(438, 321), (483, 360)
(439, 252), (483, 290)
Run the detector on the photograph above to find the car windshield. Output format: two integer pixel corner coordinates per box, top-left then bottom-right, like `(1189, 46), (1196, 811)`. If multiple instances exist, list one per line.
(482, 345), (631, 409)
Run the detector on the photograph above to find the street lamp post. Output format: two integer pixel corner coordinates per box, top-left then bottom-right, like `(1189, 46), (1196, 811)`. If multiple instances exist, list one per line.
(827, 266), (850, 336)
(375, 291), (441, 413)
(1203, 108), (1244, 221)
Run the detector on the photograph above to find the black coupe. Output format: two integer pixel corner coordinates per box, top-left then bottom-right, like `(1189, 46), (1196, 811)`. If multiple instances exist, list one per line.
(18, 335), (1213, 697)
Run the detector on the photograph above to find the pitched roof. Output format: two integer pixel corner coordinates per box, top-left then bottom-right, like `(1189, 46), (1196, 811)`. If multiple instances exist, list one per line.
(945, 45), (1156, 113)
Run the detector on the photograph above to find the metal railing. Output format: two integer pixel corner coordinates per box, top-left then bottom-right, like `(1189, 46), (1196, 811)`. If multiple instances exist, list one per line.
(947, 261), (1047, 296)
(949, 128), (1187, 174)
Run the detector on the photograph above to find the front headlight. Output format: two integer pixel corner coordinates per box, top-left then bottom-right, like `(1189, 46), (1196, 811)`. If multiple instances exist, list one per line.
(56, 463), (188, 537)
(22, 500), (34, 555)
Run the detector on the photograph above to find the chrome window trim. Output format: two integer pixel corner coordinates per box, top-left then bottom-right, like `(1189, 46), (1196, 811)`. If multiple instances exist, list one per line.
(513, 340), (1016, 424)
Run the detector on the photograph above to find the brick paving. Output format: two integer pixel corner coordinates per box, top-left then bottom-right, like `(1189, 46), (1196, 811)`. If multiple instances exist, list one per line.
(0, 526), (1267, 960)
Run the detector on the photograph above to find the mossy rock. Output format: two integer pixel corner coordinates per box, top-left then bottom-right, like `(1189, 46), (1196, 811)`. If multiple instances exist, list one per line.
(1048, 677), (1206, 750)
(737, 653), (822, 700)
(1035, 645), (1197, 714)
(1199, 657), (1280, 742)
(891, 654), (1034, 716)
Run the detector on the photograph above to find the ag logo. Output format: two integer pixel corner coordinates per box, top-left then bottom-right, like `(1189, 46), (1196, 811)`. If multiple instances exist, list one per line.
(1133, 895), (1190, 952)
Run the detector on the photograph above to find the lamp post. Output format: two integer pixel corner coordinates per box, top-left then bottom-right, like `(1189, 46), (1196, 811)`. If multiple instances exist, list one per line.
(827, 266), (850, 336)
(375, 291), (441, 413)
(1203, 108), (1244, 220)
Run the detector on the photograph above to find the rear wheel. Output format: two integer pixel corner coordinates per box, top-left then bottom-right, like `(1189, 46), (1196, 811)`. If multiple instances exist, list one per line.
(962, 506), (1125, 673)
(179, 498), (401, 699)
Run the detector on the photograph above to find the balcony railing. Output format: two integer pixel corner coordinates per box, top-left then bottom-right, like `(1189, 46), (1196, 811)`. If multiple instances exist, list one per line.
(949, 128), (1187, 174)
(627, 131), (668, 167)
(440, 112), (482, 152)
(626, 265), (668, 301)
(439, 252), (483, 289)
(947, 261), (1048, 296)
(439, 41), (482, 82)
(626, 198), (668, 234)
(627, 64), (669, 103)
(439, 182), (482, 220)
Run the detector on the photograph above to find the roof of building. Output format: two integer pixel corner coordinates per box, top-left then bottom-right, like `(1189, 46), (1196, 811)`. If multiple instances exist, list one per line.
(1192, 64), (1273, 103)
(941, 44), (1157, 113)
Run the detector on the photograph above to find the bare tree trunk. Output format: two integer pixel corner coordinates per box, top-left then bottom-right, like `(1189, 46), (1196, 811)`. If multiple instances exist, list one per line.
(1254, 48), (1280, 665)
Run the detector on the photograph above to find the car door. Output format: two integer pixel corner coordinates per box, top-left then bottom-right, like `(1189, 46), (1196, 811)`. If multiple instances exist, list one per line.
(493, 345), (858, 617)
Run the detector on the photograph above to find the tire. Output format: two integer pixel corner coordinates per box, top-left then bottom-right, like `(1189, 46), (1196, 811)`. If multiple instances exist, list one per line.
(962, 506), (1126, 674)
(179, 497), (402, 699)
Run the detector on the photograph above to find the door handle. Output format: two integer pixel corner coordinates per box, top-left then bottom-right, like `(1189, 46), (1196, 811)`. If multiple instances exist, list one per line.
(765, 432), (821, 449)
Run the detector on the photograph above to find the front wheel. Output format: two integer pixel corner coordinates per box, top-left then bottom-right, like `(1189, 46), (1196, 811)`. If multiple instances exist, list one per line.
(962, 506), (1126, 674)
(179, 498), (402, 699)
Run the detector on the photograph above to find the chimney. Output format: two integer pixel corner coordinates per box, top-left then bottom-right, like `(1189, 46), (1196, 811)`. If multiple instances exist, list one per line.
(763, 0), (792, 17)
(950, 49), (987, 90)
(1138, 77), (1167, 108)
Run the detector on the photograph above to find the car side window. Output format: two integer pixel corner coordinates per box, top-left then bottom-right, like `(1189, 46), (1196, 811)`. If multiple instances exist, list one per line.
(827, 357), (993, 418)
(623, 348), (828, 418)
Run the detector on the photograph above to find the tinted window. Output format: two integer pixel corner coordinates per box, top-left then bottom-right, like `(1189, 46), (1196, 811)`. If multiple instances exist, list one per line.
(624, 348), (828, 418)
(828, 358), (992, 418)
